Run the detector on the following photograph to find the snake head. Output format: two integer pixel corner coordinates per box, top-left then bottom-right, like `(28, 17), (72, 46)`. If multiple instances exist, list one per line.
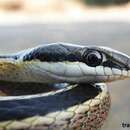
(0, 43), (130, 83)
(17, 43), (130, 83)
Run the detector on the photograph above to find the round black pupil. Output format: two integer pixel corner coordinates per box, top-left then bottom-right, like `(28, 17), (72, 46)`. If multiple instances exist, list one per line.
(86, 51), (102, 67)
(88, 54), (98, 62)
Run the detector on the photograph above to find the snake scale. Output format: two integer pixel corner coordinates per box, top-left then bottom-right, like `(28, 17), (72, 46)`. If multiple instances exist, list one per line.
(0, 42), (129, 130)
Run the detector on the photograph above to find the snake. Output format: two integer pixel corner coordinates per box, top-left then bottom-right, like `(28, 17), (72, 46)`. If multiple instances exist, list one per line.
(0, 42), (129, 130)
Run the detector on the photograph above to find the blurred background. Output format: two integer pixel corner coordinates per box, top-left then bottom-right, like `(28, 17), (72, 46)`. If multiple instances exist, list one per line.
(0, 0), (130, 130)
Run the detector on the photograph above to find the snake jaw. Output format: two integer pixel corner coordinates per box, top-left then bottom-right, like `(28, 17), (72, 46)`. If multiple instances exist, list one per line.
(20, 60), (129, 84)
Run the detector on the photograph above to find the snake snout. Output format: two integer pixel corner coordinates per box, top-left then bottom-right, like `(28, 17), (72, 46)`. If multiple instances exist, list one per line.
(83, 46), (130, 83)
(96, 46), (130, 81)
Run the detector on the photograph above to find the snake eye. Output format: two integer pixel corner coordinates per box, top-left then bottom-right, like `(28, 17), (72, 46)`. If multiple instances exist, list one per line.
(83, 51), (103, 67)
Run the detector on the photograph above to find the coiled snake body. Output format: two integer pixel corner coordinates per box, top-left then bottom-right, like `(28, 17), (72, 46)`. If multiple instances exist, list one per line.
(0, 43), (130, 130)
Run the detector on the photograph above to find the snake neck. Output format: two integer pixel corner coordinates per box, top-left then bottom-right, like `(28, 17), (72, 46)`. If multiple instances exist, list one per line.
(0, 59), (59, 83)
(0, 59), (21, 82)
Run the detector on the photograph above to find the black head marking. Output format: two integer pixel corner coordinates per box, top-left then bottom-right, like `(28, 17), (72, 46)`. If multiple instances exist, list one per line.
(22, 43), (83, 62)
